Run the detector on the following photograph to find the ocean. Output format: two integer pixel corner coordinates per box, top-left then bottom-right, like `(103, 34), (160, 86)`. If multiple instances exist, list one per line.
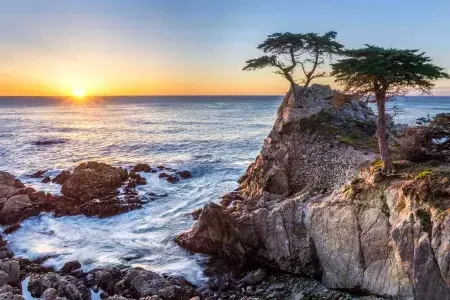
(0, 95), (449, 285)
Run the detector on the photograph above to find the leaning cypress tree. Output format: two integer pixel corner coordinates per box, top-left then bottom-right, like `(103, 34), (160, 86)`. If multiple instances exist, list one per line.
(243, 31), (343, 102)
(331, 45), (449, 173)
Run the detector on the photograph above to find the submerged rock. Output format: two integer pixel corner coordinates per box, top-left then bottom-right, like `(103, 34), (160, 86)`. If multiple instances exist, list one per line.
(30, 170), (47, 178)
(177, 84), (450, 299)
(177, 170), (192, 179)
(33, 139), (67, 146)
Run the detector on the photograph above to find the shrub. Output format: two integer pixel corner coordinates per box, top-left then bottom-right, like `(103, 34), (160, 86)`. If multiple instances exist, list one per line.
(398, 127), (433, 162)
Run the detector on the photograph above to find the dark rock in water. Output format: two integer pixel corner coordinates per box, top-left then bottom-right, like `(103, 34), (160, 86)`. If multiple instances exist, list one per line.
(176, 170), (192, 179)
(0, 162), (145, 224)
(157, 165), (165, 170)
(3, 223), (21, 235)
(135, 176), (147, 185)
(150, 169), (158, 173)
(30, 170), (47, 178)
(41, 176), (51, 183)
(166, 175), (179, 184)
(191, 208), (202, 220)
(158, 173), (169, 178)
(52, 170), (71, 184)
(33, 139), (66, 146)
(129, 172), (146, 185)
(131, 163), (151, 173)
(86, 267), (122, 295)
(28, 272), (90, 300)
(127, 180), (136, 189)
(60, 261), (81, 274)
(61, 162), (125, 201)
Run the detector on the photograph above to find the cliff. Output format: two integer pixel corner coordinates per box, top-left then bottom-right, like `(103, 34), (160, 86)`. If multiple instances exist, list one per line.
(177, 84), (450, 299)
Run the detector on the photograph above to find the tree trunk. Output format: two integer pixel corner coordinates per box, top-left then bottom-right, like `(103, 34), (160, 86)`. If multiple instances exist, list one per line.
(291, 82), (299, 102)
(376, 98), (394, 173)
(303, 77), (312, 89)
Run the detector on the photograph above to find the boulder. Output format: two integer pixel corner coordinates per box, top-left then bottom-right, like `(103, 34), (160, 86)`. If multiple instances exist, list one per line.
(42, 176), (51, 183)
(30, 170), (47, 178)
(60, 261), (81, 275)
(52, 171), (71, 184)
(0, 260), (20, 286)
(61, 162), (126, 202)
(0, 195), (33, 224)
(124, 269), (178, 299)
(28, 272), (90, 300)
(86, 267), (122, 295)
(176, 171), (192, 179)
(0, 186), (16, 199)
(166, 175), (179, 184)
(132, 163), (151, 173)
(41, 288), (58, 300)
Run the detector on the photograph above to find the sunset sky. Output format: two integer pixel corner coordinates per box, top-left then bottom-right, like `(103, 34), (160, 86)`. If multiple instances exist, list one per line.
(1, 0), (450, 96)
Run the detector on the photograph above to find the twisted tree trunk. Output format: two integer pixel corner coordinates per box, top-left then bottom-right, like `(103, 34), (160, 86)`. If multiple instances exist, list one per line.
(376, 97), (394, 173)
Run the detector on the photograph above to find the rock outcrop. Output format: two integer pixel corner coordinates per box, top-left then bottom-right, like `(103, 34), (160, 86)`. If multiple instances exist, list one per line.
(0, 162), (145, 225)
(177, 84), (450, 299)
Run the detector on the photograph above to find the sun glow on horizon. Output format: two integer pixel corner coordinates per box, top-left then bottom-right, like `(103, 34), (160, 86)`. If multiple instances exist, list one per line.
(72, 89), (85, 98)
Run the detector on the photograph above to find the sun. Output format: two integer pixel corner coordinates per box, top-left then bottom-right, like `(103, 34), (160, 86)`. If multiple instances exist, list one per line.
(72, 89), (85, 98)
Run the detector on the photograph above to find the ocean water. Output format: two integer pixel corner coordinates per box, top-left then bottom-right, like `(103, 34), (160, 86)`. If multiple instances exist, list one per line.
(0, 95), (449, 285)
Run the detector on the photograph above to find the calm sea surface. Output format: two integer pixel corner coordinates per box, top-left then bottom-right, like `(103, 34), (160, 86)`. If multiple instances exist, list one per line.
(0, 95), (449, 284)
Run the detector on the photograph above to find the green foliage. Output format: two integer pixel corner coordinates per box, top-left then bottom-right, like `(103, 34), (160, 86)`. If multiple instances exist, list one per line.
(370, 158), (385, 169)
(416, 170), (432, 179)
(331, 45), (450, 98)
(243, 31), (344, 90)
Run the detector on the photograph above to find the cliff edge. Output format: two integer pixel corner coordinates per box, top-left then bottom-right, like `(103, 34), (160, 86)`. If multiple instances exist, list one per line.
(177, 84), (450, 299)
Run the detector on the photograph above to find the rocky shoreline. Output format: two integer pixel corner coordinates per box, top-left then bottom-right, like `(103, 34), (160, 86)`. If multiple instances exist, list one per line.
(0, 231), (382, 300)
(0, 162), (192, 227)
(177, 85), (450, 299)
(2, 84), (449, 299)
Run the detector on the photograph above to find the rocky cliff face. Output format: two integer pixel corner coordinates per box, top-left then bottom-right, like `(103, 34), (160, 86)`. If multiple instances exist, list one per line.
(177, 84), (450, 299)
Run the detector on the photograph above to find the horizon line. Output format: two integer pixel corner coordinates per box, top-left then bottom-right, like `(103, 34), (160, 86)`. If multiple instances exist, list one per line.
(0, 94), (449, 98)
(0, 94), (286, 98)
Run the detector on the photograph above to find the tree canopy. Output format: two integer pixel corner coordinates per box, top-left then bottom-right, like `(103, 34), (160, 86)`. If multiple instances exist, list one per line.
(243, 31), (343, 100)
(330, 45), (450, 99)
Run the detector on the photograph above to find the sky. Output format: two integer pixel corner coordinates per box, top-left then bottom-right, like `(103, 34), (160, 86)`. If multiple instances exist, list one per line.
(1, 0), (450, 96)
